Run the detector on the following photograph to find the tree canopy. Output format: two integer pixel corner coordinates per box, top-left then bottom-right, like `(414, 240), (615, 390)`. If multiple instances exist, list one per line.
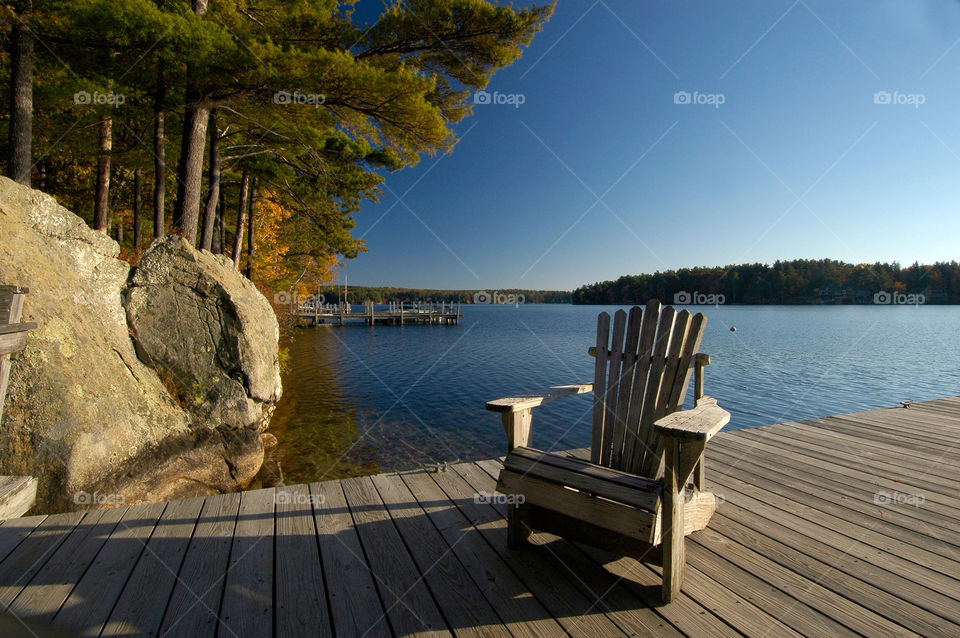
(1, 0), (553, 292)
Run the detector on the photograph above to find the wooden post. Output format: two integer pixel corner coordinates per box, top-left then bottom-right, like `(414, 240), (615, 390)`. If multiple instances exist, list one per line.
(0, 286), (36, 426)
(694, 355), (708, 401)
(501, 409), (532, 452)
(662, 434), (685, 602)
(400, 302), (404, 326)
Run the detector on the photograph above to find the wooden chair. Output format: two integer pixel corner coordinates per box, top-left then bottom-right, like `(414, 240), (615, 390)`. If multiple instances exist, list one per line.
(486, 299), (729, 602)
(0, 285), (39, 517)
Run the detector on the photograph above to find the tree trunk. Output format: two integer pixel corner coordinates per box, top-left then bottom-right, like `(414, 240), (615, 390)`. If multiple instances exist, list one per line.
(246, 177), (257, 280)
(153, 92), (165, 238)
(232, 171), (249, 269)
(133, 168), (143, 247)
(199, 109), (221, 251)
(115, 213), (123, 243)
(7, 15), (34, 185)
(171, 0), (210, 245)
(93, 115), (112, 232)
(171, 98), (210, 245)
(214, 184), (224, 254)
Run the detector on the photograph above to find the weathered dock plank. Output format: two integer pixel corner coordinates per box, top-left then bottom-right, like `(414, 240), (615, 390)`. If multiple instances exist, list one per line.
(218, 488), (275, 637)
(52, 501), (166, 635)
(0, 396), (957, 637)
(370, 471), (510, 638)
(157, 491), (241, 637)
(101, 496), (205, 637)
(311, 479), (391, 638)
(274, 483), (331, 638)
(341, 476), (450, 638)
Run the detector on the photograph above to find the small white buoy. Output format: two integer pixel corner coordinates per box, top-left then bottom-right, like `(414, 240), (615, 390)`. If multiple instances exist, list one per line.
(730, 326), (737, 332)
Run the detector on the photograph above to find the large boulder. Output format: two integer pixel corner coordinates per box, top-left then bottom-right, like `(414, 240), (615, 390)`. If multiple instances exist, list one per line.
(0, 176), (281, 512)
(125, 236), (282, 431)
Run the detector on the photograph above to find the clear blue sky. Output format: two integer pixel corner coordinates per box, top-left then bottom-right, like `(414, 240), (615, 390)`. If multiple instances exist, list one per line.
(343, 0), (960, 291)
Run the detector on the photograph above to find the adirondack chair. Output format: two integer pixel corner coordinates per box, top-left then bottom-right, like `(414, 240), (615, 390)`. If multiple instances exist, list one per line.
(487, 299), (729, 602)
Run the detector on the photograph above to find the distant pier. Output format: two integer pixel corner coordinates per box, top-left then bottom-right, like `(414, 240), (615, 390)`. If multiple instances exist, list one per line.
(295, 300), (461, 326)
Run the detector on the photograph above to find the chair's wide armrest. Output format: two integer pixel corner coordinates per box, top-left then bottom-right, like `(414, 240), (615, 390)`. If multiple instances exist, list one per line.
(653, 396), (730, 442)
(486, 383), (593, 413)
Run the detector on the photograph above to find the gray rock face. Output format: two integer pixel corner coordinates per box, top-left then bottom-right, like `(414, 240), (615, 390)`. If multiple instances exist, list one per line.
(0, 176), (281, 512)
(125, 236), (281, 431)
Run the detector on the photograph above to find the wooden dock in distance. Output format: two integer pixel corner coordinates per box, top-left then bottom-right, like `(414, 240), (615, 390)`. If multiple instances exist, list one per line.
(296, 300), (462, 326)
(1, 396), (959, 636)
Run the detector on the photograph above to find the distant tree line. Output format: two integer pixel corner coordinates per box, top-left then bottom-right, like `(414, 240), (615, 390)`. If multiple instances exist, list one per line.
(572, 259), (960, 305)
(317, 286), (570, 304)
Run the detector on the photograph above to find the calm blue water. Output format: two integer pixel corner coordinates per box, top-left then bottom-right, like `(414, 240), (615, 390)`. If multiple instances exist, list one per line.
(263, 304), (960, 485)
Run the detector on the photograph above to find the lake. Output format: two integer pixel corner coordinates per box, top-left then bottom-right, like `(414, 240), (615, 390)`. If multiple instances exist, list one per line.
(262, 304), (960, 486)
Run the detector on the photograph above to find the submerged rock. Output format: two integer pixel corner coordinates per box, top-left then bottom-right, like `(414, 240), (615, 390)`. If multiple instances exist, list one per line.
(0, 176), (281, 512)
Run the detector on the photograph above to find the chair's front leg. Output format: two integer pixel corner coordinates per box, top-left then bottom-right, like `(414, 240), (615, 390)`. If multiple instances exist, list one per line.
(662, 433), (685, 603)
(502, 408), (532, 452)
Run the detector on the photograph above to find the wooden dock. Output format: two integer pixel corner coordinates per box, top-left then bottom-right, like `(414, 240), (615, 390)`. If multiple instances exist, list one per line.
(296, 301), (462, 326)
(1, 396), (959, 636)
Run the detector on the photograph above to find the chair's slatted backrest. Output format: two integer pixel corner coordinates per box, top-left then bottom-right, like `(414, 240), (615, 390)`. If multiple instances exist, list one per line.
(591, 299), (707, 478)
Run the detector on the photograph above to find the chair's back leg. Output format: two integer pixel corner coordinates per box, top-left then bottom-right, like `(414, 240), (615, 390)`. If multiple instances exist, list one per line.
(661, 434), (685, 602)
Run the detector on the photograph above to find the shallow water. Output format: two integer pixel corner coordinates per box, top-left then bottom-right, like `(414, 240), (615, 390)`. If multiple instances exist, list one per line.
(264, 304), (960, 485)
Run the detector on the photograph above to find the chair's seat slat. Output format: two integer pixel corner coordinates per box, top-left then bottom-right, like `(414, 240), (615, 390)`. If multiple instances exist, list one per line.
(503, 446), (661, 511)
(497, 469), (658, 542)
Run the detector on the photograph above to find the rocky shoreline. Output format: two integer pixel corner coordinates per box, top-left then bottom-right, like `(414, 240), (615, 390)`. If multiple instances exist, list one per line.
(0, 176), (281, 513)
